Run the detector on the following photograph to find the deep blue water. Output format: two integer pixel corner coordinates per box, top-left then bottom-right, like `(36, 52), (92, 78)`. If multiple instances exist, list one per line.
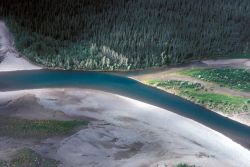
(0, 70), (249, 149)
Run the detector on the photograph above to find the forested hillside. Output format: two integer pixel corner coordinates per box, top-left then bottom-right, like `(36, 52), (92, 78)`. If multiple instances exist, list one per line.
(1, 0), (250, 70)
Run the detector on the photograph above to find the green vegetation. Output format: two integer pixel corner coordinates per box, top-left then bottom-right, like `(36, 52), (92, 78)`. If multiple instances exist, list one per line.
(1, 0), (250, 70)
(0, 161), (8, 167)
(147, 80), (250, 114)
(176, 163), (195, 167)
(181, 68), (250, 91)
(0, 148), (58, 167)
(0, 116), (87, 138)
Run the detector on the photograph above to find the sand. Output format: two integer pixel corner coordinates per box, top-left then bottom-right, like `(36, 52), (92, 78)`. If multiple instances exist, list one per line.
(0, 53), (41, 71)
(0, 21), (41, 71)
(202, 59), (250, 68)
(1, 19), (250, 166)
(0, 88), (250, 167)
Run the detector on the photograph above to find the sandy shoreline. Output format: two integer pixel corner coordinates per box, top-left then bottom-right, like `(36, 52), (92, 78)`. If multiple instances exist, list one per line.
(0, 53), (41, 72)
(138, 80), (250, 127)
(1, 19), (250, 166)
(202, 59), (250, 68)
(132, 65), (250, 127)
(0, 88), (250, 167)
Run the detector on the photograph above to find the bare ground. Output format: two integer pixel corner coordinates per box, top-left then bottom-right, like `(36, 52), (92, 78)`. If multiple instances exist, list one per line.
(0, 20), (41, 71)
(1, 20), (250, 166)
(0, 89), (250, 167)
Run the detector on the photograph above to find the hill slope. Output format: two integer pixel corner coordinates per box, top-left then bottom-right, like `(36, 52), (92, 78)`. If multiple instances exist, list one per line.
(1, 0), (250, 70)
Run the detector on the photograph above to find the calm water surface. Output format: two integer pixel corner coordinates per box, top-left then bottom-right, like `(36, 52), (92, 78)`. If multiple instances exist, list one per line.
(0, 70), (249, 149)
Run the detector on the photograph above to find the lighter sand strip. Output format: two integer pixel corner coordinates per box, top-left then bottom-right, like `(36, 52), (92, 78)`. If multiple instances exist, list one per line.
(0, 21), (41, 71)
(202, 59), (250, 68)
(0, 89), (250, 167)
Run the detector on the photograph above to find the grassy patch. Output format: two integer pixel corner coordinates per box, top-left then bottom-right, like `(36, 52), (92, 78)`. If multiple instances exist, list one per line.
(0, 116), (87, 139)
(146, 80), (250, 114)
(0, 160), (8, 167)
(147, 80), (205, 90)
(181, 68), (250, 91)
(176, 164), (195, 167)
(0, 148), (58, 167)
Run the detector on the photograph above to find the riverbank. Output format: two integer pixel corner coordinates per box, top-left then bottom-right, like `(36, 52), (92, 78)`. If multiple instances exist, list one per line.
(1, 88), (250, 167)
(0, 53), (41, 71)
(1, 19), (250, 166)
(132, 65), (250, 127)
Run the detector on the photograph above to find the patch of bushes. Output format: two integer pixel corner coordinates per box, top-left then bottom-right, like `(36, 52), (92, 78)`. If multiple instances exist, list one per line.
(176, 163), (195, 167)
(0, 148), (58, 167)
(0, 116), (87, 138)
(147, 80), (205, 90)
(146, 80), (250, 114)
(0, 160), (8, 167)
(181, 68), (250, 91)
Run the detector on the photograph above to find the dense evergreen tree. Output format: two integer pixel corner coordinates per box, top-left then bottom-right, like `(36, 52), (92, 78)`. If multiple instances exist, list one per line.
(1, 0), (250, 70)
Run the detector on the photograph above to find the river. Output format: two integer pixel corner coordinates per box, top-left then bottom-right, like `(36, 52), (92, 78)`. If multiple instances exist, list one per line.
(0, 69), (249, 149)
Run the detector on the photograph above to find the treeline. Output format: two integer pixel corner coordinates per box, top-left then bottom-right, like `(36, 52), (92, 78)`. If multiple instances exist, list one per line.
(1, 0), (250, 70)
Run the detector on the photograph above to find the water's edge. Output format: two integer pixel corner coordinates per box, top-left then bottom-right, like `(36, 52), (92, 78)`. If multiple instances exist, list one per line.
(0, 70), (249, 149)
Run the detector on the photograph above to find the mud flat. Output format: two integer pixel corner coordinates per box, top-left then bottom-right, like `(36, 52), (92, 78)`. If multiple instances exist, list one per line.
(0, 88), (250, 167)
